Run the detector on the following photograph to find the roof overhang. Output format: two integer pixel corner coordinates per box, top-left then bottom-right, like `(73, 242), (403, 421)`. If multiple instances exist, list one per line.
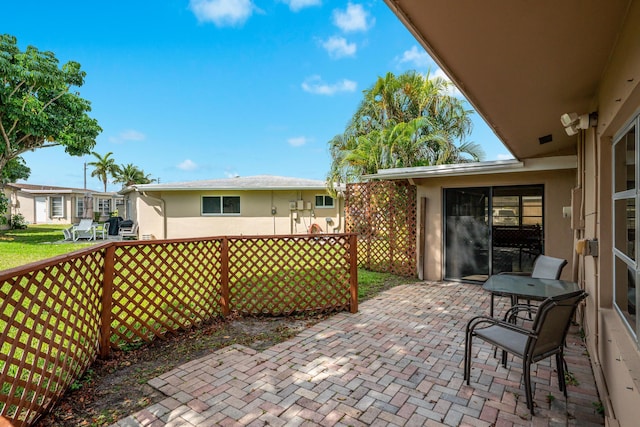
(383, 0), (631, 159)
(119, 185), (335, 195)
(119, 176), (344, 195)
(15, 189), (78, 194)
(363, 155), (576, 180)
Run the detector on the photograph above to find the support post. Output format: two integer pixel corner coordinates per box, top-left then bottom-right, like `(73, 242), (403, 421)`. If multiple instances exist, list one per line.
(349, 233), (358, 313)
(99, 244), (115, 358)
(220, 237), (230, 316)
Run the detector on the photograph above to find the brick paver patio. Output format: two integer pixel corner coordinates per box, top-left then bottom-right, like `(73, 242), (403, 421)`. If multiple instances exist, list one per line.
(111, 282), (604, 426)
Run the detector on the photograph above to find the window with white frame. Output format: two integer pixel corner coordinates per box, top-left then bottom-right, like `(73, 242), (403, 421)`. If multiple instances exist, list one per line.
(76, 197), (84, 217)
(97, 198), (111, 215)
(315, 195), (334, 208)
(50, 196), (64, 218)
(613, 116), (639, 340)
(202, 196), (240, 215)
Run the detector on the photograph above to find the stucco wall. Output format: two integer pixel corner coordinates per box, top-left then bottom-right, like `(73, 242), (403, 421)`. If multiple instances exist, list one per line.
(14, 193), (36, 223)
(128, 189), (343, 239)
(415, 168), (575, 281)
(14, 193), (73, 224)
(590, 1), (640, 422)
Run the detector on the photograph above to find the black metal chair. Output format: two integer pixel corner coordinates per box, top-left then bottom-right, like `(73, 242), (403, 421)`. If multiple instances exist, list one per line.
(529, 255), (568, 280)
(464, 290), (588, 415)
(497, 254), (568, 313)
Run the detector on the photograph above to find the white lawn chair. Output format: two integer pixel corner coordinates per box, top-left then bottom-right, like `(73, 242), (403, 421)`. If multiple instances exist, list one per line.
(62, 227), (74, 241)
(118, 223), (138, 240)
(93, 222), (109, 240)
(72, 219), (95, 241)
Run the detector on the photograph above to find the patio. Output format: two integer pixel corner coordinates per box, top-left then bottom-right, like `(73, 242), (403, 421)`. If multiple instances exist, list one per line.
(110, 282), (603, 426)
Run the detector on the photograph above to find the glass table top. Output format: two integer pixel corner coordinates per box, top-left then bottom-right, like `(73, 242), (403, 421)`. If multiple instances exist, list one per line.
(482, 274), (580, 300)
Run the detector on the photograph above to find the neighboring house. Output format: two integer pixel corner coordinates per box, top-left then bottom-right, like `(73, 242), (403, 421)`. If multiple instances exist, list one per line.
(119, 175), (344, 239)
(382, 1), (640, 425)
(3, 183), (124, 225)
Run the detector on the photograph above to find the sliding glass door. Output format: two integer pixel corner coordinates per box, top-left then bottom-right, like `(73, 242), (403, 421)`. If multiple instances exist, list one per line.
(444, 185), (544, 282)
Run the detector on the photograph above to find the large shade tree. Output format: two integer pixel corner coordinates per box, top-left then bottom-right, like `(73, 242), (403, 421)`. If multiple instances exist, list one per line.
(1, 157), (29, 185)
(327, 71), (484, 186)
(0, 34), (101, 180)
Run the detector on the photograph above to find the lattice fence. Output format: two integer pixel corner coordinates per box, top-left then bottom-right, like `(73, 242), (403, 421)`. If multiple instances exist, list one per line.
(228, 235), (354, 315)
(346, 181), (417, 277)
(0, 248), (105, 427)
(109, 239), (224, 347)
(0, 234), (357, 426)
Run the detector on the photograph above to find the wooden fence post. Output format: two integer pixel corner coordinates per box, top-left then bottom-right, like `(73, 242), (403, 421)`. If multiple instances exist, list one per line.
(349, 233), (358, 313)
(99, 244), (115, 358)
(220, 237), (230, 316)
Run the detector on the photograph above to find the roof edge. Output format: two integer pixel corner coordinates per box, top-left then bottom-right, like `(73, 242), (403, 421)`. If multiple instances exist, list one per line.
(362, 156), (577, 180)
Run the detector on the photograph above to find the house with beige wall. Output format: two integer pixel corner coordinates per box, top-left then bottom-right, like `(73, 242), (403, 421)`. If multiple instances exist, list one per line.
(2, 183), (124, 225)
(384, 0), (640, 424)
(366, 156), (577, 282)
(119, 175), (344, 239)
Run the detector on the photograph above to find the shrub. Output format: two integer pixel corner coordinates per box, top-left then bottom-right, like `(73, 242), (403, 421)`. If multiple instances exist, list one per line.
(10, 213), (28, 229)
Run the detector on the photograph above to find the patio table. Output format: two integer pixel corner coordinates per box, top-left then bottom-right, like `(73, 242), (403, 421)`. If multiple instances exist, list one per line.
(483, 274), (580, 317)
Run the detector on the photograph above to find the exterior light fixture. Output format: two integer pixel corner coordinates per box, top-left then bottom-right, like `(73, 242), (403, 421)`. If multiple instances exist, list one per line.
(560, 112), (598, 136)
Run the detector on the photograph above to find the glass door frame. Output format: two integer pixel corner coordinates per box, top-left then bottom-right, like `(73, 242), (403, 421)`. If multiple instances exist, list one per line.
(443, 184), (545, 282)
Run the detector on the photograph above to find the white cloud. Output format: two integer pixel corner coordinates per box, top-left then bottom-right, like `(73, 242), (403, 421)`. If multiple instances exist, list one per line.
(288, 136), (309, 147)
(224, 170), (240, 178)
(189, 0), (256, 27)
(322, 36), (356, 59)
(496, 153), (515, 160)
(177, 159), (198, 171)
(108, 129), (146, 144)
(281, 0), (321, 12)
(398, 46), (431, 69)
(333, 3), (374, 32)
(301, 75), (357, 95)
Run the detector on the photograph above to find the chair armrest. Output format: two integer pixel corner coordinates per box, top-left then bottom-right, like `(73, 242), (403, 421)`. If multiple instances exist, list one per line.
(466, 314), (534, 336)
(497, 272), (531, 276)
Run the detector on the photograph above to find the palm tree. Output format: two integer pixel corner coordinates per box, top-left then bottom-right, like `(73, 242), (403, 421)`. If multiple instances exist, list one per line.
(88, 152), (118, 192)
(328, 71), (481, 183)
(113, 163), (156, 187)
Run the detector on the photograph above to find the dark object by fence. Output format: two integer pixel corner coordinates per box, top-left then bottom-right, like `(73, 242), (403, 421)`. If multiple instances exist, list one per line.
(107, 216), (123, 235)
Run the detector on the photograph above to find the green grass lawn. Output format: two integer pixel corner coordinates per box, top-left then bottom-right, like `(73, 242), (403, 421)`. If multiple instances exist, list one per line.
(0, 224), (96, 271)
(0, 226), (414, 297)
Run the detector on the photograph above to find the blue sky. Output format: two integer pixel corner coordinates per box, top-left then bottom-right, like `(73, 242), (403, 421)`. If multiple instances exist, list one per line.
(3, 0), (509, 192)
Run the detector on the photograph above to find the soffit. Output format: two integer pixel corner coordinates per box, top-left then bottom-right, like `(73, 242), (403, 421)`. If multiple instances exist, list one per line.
(385, 0), (631, 159)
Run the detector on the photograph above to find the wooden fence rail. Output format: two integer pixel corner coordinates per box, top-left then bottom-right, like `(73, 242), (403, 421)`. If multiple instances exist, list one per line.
(0, 233), (357, 427)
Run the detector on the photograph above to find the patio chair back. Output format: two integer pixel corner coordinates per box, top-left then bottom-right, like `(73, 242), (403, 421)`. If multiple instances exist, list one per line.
(528, 290), (587, 361)
(531, 255), (567, 280)
(76, 218), (93, 231)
